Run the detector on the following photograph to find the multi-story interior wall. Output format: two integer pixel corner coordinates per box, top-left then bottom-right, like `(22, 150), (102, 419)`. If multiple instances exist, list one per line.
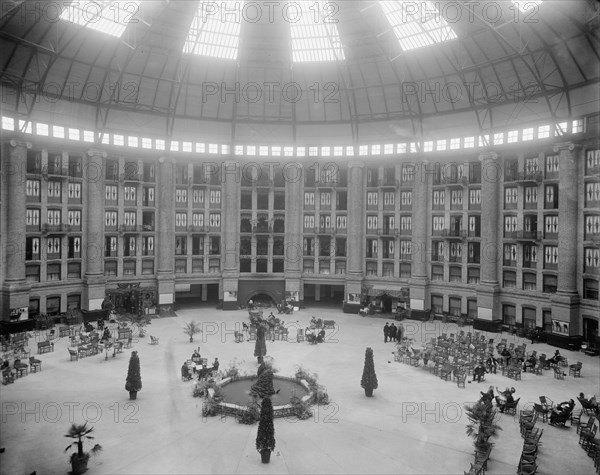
(1, 115), (598, 347)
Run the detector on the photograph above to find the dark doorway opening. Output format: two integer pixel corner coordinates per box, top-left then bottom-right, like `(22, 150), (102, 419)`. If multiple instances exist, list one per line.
(175, 283), (220, 309)
(382, 295), (393, 313)
(248, 293), (277, 309)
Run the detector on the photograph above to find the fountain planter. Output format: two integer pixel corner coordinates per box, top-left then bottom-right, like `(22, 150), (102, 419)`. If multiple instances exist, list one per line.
(364, 388), (373, 397)
(207, 375), (314, 420)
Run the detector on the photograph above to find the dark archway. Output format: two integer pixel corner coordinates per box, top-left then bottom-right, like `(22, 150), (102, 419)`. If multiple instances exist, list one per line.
(245, 291), (277, 308)
(247, 292), (278, 309)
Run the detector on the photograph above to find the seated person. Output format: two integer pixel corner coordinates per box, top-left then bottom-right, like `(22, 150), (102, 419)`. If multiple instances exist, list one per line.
(548, 350), (561, 365)
(212, 358), (219, 372)
(181, 363), (192, 380)
(522, 354), (537, 371)
(579, 392), (599, 409)
(316, 330), (326, 344)
(101, 328), (111, 342)
(191, 350), (201, 363)
(495, 387), (516, 413)
(84, 322), (94, 333)
(473, 362), (487, 383)
(485, 354), (498, 373)
(550, 399), (575, 423)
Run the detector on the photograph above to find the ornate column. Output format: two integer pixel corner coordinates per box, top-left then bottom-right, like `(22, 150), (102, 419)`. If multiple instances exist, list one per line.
(284, 162), (303, 304)
(221, 160), (240, 310)
(476, 151), (501, 323)
(344, 160), (364, 312)
(156, 156), (175, 310)
(1, 140), (31, 317)
(551, 142), (581, 336)
(409, 158), (430, 317)
(82, 148), (107, 310)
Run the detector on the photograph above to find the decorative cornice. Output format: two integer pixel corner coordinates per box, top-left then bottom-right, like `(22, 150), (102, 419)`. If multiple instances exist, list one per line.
(553, 142), (582, 153)
(347, 160), (365, 169)
(478, 151), (498, 162)
(86, 148), (107, 158)
(9, 139), (32, 149)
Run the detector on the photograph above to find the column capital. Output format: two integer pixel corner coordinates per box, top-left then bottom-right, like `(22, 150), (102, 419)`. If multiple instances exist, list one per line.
(347, 160), (365, 169)
(553, 142), (582, 153)
(86, 148), (107, 158)
(8, 139), (32, 149)
(478, 151), (498, 162)
(158, 156), (176, 165)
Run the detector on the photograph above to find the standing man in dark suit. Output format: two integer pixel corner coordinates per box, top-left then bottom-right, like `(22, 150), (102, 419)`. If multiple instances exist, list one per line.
(384, 323), (390, 343)
(389, 323), (397, 342)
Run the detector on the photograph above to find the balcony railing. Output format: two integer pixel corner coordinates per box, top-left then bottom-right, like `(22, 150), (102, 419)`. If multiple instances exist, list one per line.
(42, 223), (68, 234)
(188, 225), (206, 233)
(517, 171), (543, 183)
(442, 176), (468, 186)
(45, 167), (69, 178)
(516, 230), (541, 241)
(381, 227), (396, 236)
(119, 224), (141, 233)
(120, 173), (142, 182)
(442, 229), (466, 239)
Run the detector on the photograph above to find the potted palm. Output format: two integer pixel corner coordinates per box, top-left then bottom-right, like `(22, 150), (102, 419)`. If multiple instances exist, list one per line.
(360, 347), (378, 397)
(256, 397), (276, 463)
(64, 423), (102, 475)
(183, 321), (202, 343)
(125, 350), (142, 400)
(465, 399), (502, 451)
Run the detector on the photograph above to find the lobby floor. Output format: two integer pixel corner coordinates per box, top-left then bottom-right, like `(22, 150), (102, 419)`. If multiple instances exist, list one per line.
(1, 306), (598, 474)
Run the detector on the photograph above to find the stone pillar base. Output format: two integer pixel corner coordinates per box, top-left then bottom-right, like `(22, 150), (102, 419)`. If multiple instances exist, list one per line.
(157, 272), (175, 307)
(1, 281), (31, 319)
(83, 274), (106, 311)
(476, 283), (501, 322)
(222, 277), (239, 310)
(550, 291), (581, 336)
(408, 277), (429, 319)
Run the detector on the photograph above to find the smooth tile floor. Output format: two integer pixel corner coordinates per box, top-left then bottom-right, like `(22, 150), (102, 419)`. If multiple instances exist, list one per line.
(1, 306), (598, 474)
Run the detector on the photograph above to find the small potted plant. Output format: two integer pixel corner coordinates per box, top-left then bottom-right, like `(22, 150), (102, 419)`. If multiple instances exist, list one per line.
(256, 397), (275, 463)
(125, 350), (142, 400)
(360, 347), (378, 397)
(64, 422), (102, 475)
(183, 321), (202, 343)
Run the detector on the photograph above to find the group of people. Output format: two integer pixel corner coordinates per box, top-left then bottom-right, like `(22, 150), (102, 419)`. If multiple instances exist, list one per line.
(478, 386), (517, 413)
(181, 350), (219, 381)
(383, 322), (402, 343)
(306, 328), (326, 344)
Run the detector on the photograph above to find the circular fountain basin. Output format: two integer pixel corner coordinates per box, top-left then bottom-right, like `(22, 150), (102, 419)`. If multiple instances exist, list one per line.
(214, 375), (313, 419)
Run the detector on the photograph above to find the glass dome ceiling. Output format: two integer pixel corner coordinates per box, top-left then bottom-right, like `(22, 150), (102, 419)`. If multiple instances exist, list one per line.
(0, 0), (598, 144)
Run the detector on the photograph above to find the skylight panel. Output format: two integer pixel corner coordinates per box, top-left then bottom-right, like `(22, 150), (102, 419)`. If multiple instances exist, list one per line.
(511, 1), (543, 13)
(183, 1), (242, 60)
(291, 1), (345, 62)
(380, 0), (457, 51)
(60, 1), (140, 38)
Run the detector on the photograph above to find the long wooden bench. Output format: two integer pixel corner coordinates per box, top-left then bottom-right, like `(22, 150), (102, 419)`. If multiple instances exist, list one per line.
(37, 340), (54, 354)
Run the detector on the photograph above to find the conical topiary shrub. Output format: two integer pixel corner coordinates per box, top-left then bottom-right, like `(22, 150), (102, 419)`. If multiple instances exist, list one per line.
(256, 397), (275, 463)
(360, 347), (378, 397)
(125, 350), (142, 400)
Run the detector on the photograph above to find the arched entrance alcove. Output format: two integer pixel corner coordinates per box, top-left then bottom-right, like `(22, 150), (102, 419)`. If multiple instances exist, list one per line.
(247, 293), (277, 308)
(238, 280), (285, 309)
